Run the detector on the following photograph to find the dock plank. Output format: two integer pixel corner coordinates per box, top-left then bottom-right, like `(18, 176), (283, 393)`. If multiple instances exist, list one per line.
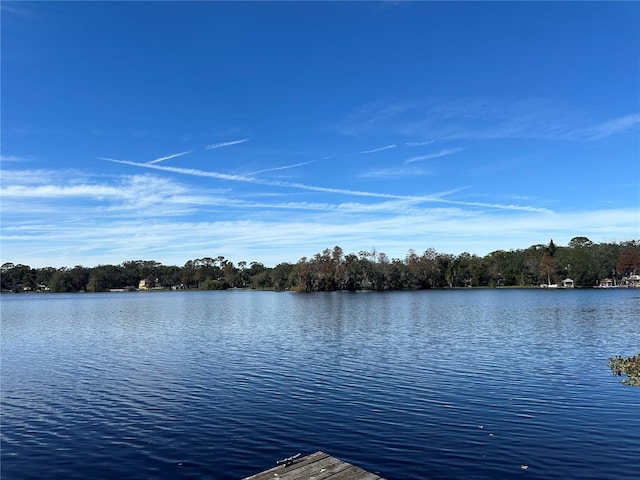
(243, 451), (386, 480)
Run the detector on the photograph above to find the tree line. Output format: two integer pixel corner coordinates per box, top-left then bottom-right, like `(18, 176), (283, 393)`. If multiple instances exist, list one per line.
(2, 237), (639, 293)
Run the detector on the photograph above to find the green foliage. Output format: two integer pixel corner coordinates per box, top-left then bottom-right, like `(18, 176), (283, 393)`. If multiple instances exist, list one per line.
(608, 353), (640, 387)
(202, 279), (226, 290)
(569, 236), (593, 248)
(2, 238), (639, 293)
(49, 270), (73, 293)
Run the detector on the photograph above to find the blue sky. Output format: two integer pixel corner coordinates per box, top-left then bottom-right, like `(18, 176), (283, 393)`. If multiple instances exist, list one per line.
(2, 1), (639, 268)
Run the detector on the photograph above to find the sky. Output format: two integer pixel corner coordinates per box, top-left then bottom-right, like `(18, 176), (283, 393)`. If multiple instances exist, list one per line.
(1, 1), (639, 268)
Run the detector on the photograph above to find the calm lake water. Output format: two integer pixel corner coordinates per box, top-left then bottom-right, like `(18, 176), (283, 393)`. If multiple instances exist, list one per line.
(2, 289), (639, 479)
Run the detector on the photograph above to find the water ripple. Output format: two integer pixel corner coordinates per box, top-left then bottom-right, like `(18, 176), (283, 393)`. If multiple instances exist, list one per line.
(2, 290), (639, 479)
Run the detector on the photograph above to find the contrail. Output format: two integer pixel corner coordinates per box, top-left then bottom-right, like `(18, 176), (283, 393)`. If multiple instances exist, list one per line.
(205, 138), (249, 150)
(361, 144), (397, 154)
(101, 157), (550, 212)
(147, 151), (191, 164)
(405, 148), (465, 164)
(247, 160), (315, 175)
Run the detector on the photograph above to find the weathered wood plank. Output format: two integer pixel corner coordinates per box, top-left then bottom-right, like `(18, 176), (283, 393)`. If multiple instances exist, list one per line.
(243, 451), (328, 480)
(243, 451), (386, 480)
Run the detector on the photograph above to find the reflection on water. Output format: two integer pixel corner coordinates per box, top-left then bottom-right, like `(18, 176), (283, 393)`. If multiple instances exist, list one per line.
(2, 289), (639, 479)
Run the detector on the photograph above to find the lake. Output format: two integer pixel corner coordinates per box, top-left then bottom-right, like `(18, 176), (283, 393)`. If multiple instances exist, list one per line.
(1, 289), (639, 479)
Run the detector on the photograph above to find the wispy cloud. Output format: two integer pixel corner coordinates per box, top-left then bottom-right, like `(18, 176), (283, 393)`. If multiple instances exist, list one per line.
(361, 144), (397, 154)
(102, 157), (547, 213)
(246, 160), (315, 176)
(0, 170), (232, 220)
(4, 197), (635, 268)
(337, 97), (640, 143)
(0, 154), (31, 163)
(205, 138), (249, 150)
(506, 194), (539, 202)
(573, 113), (640, 140)
(5, 163), (635, 269)
(445, 199), (548, 213)
(469, 159), (520, 176)
(0, 3), (34, 16)
(102, 157), (417, 200)
(1, 168), (89, 185)
(2, 184), (125, 198)
(404, 148), (465, 164)
(334, 99), (420, 137)
(359, 167), (431, 179)
(101, 157), (257, 183)
(2, 172), (183, 202)
(147, 150), (191, 165)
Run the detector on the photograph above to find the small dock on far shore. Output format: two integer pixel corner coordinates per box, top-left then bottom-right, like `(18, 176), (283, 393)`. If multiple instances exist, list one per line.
(243, 451), (387, 480)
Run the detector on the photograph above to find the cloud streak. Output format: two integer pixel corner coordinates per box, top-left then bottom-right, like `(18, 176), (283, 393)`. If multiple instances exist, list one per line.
(361, 144), (397, 154)
(102, 157), (549, 212)
(147, 151), (191, 164)
(404, 148), (465, 164)
(0, 154), (31, 163)
(359, 167), (431, 179)
(0, 171), (236, 221)
(4, 200), (637, 268)
(338, 97), (640, 143)
(103, 157), (420, 200)
(205, 138), (249, 150)
(573, 113), (640, 140)
(405, 140), (435, 147)
(246, 160), (316, 176)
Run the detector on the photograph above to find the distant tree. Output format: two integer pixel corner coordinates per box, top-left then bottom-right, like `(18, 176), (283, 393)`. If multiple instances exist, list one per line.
(568, 236), (593, 249)
(293, 257), (312, 292)
(223, 260), (236, 287)
(314, 248), (336, 291)
(342, 253), (362, 291)
(86, 265), (122, 291)
(592, 242), (622, 281)
(49, 269), (73, 292)
(485, 250), (509, 286)
(1, 263), (16, 291)
(540, 252), (556, 285)
(1, 262), (15, 272)
(4, 237), (640, 294)
(248, 261), (266, 277)
(617, 243), (640, 275)
(235, 261), (249, 287)
(421, 248), (440, 288)
(436, 254), (455, 288)
(154, 264), (182, 287)
(445, 258), (458, 288)
(332, 246), (344, 264)
(270, 262), (294, 291)
(561, 239), (597, 286)
(86, 269), (107, 292)
(202, 278), (226, 290)
(457, 253), (474, 287)
(35, 267), (57, 289)
(1, 263), (33, 292)
(69, 266), (90, 291)
(386, 258), (405, 290)
(181, 260), (196, 288)
(404, 249), (420, 288)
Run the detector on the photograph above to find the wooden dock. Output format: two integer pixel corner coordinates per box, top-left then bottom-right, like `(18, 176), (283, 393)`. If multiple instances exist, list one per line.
(243, 451), (387, 480)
